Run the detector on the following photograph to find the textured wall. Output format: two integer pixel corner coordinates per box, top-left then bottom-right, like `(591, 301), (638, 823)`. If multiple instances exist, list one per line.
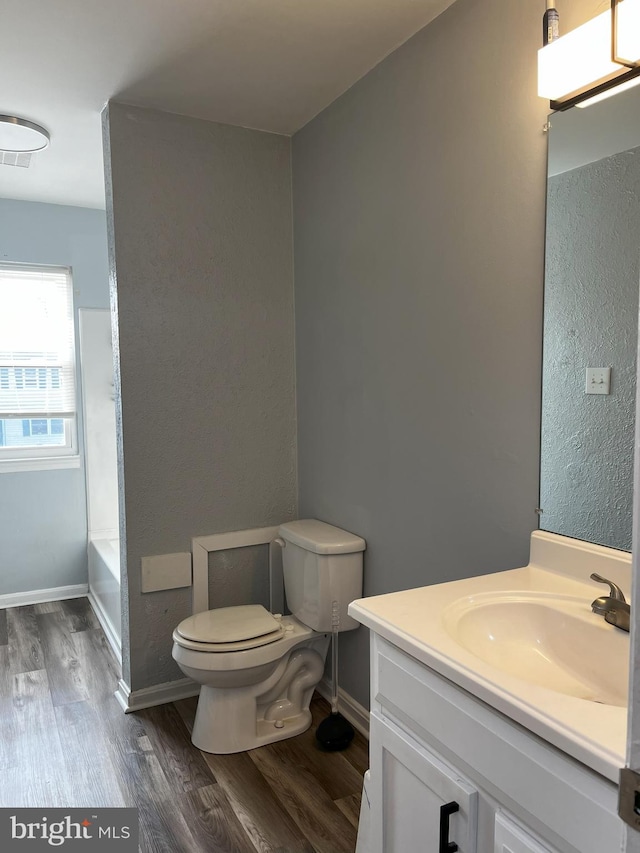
(0, 199), (109, 595)
(207, 545), (270, 611)
(292, 0), (549, 707)
(540, 148), (640, 552)
(103, 103), (296, 691)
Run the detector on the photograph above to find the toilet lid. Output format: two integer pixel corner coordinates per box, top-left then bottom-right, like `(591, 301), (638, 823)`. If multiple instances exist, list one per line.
(175, 604), (283, 645)
(172, 628), (285, 653)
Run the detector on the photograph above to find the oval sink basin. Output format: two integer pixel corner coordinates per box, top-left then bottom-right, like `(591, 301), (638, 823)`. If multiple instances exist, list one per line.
(442, 592), (629, 707)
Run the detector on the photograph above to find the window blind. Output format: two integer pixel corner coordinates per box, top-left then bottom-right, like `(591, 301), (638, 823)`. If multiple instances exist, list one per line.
(0, 265), (76, 419)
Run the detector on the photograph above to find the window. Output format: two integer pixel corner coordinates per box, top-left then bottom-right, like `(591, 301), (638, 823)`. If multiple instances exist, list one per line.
(0, 264), (78, 471)
(20, 417), (65, 439)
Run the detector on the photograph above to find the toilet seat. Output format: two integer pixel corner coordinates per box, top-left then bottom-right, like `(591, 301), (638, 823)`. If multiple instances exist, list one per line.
(174, 604), (285, 653)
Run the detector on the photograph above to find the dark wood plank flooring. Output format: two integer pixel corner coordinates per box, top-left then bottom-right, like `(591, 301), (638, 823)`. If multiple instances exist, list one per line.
(0, 598), (367, 853)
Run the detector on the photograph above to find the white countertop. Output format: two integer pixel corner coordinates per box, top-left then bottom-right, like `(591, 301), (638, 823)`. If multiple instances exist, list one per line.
(348, 531), (631, 783)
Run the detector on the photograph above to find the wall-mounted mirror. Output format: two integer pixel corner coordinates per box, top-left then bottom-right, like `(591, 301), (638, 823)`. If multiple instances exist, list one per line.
(540, 85), (640, 552)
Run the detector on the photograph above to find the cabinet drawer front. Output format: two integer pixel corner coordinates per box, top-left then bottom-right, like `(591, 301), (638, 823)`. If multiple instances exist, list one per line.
(374, 638), (622, 853)
(494, 813), (554, 853)
(370, 712), (477, 853)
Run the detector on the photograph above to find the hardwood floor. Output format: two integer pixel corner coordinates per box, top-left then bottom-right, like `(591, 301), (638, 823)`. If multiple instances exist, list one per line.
(0, 599), (367, 852)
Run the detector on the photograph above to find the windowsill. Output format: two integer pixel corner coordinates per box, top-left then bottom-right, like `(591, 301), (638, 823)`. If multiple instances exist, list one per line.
(0, 455), (81, 474)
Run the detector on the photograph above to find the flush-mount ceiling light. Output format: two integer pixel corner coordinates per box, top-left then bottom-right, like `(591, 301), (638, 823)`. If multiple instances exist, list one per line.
(0, 115), (50, 153)
(538, 0), (640, 111)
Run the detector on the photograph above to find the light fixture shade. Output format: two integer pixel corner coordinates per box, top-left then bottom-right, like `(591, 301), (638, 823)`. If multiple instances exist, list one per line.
(616, 0), (640, 65)
(538, 9), (618, 101)
(576, 74), (640, 108)
(0, 115), (50, 153)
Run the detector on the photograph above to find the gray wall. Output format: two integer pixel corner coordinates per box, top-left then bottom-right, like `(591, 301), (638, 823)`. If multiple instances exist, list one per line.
(103, 103), (296, 691)
(292, 0), (549, 707)
(0, 199), (109, 595)
(541, 148), (640, 552)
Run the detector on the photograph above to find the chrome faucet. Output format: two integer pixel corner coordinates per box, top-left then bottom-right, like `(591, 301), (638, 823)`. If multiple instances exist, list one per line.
(590, 573), (630, 632)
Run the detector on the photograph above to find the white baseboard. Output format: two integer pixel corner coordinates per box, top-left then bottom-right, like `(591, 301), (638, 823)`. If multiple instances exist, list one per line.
(115, 677), (200, 714)
(87, 591), (122, 664)
(113, 672), (370, 740)
(0, 583), (89, 610)
(317, 678), (370, 739)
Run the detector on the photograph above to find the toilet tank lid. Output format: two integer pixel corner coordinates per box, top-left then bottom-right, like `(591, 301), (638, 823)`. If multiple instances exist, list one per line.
(278, 519), (366, 555)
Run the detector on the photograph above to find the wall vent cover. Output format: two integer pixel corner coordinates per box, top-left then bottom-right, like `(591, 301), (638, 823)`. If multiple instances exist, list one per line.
(0, 151), (32, 168)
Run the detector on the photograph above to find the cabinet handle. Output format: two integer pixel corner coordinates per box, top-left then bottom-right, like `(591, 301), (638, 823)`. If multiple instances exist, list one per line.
(439, 801), (459, 853)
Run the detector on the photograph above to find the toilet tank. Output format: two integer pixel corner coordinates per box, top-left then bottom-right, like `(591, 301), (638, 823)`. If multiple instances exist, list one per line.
(278, 519), (365, 632)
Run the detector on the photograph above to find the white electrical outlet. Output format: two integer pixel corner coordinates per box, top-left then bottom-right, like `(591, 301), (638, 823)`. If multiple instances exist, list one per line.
(585, 367), (611, 395)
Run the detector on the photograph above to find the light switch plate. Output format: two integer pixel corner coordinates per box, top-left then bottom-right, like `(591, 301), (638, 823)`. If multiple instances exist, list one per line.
(585, 367), (611, 395)
(141, 552), (192, 593)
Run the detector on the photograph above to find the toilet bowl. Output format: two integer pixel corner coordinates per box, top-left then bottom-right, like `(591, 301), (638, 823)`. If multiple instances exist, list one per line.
(172, 607), (330, 753)
(172, 519), (365, 754)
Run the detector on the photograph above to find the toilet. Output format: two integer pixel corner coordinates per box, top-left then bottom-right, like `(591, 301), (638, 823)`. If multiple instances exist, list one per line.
(172, 519), (365, 754)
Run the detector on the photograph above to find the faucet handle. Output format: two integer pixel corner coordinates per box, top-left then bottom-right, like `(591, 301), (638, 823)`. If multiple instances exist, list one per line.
(590, 573), (626, 603)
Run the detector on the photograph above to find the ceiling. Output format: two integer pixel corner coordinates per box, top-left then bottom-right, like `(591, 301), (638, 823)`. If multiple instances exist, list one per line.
(0, 0), (456, 210)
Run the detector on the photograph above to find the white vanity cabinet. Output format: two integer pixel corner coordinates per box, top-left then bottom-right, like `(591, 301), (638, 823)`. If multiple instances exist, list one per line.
(367, 633), (624, 853)
(494, 813), (553, 853)
(370, 711), (478, 852)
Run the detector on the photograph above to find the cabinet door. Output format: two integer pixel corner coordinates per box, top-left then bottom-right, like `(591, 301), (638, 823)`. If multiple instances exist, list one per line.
(370, 712), (478, 853)
(494, 813), (555, 853)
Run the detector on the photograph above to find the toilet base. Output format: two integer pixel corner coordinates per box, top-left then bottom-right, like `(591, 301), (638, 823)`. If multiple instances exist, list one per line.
(192, 698), (313, 754)
(190, 641), (329, 754)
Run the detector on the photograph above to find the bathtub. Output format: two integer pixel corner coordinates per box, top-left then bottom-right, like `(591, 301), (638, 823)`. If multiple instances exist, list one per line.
(88, 536), (122, 663)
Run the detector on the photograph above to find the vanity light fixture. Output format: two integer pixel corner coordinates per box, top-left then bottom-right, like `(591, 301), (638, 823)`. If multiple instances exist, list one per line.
(538, 0), (640, 111)
(0, 115), (50, 153)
